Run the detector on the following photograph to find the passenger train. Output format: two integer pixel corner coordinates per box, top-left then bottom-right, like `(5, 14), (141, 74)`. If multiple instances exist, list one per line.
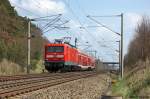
(44, 42), (95, 72)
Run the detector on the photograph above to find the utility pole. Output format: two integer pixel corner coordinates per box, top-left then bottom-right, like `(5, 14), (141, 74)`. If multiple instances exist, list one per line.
(87, 14), (124, 78)
(116, 40), (121, 75)
(120, 13), (124, 78)
(119, 41), (121, 75)
(27, 19), (31, 74)
(26, 14), (64, 74)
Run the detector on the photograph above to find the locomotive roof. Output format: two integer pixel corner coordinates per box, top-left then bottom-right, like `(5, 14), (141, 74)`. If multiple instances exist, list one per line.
(46, 43), (76, 48)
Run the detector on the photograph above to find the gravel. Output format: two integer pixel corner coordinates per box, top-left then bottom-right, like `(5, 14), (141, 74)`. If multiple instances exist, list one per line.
(10, 74), (110, 99)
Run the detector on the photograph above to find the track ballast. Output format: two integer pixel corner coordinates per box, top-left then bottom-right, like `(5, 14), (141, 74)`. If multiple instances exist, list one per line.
(0, 71), (98, 98)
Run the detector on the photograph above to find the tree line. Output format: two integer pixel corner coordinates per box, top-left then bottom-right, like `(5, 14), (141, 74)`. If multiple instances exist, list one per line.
(124, 16), (150, 70)
(0, 0), (48, 72)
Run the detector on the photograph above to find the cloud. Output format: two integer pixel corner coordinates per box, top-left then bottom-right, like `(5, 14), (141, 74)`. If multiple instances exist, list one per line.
(9, 0), (66, 17)
(123, 13), (142, 54)
(125, 13), (142, 28)
(67, 20), (81, 29)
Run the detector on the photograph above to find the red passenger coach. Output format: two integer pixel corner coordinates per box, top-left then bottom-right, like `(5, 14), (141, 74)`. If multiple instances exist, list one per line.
(44, 43), (95, 72)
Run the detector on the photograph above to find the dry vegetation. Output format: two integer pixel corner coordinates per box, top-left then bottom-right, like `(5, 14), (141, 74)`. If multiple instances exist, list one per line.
(124, 16), (150, 69)
(0, 59), (24, 75)
(0, 59), (45, 75)
(112, 16), (150, 98)
(112, 59), (150, 98)
(126, 60), (150, 95)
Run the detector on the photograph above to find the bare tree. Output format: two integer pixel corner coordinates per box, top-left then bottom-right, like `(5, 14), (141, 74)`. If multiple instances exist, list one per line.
(124, 16), (150, 69)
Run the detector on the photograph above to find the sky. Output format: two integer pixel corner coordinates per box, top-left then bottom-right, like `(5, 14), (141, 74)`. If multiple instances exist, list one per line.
(9, 0), (150, 62)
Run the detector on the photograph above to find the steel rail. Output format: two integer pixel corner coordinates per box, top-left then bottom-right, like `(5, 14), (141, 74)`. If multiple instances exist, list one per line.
(0, 72), (97, 98)
(0, 72), (94, 89)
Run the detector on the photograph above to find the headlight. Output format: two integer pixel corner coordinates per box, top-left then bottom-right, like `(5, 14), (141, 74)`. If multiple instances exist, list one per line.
(56, 55), (64, 58)
(46, 55), (54, 58)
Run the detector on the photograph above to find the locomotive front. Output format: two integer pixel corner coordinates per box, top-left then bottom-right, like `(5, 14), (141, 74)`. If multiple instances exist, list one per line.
(44, 44), (65, 72)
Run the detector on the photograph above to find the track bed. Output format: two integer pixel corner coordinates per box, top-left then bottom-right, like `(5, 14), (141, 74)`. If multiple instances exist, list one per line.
(0, 71), (98, 98)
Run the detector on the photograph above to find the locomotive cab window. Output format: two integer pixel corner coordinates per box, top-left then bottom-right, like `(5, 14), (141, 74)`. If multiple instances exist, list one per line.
(47, 46), (64, 52)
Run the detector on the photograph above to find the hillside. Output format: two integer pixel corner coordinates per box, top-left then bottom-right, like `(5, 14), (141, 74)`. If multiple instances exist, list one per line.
(0, 0), (48, 74)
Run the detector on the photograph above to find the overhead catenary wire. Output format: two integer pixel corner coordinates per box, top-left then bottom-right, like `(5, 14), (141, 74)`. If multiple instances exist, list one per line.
(64, 0), (117, 60)
(43, 20), (69, 33)
(74, 0), (117, 59)
(33, 14), (62, 20)
(63, 0), (102, 45)
(89, 15), (121, 18)
(11, 1), (63, 30)
(41, 18), (61, 32)
(40, 14), (62, 31)
(10, 1), (68, 35)
(11, 3), (65, 36)
(14, 0), (118, 62)
(75, 0), (107, 41)
(87, 16), (120, 36)
(10, 1), (64, 36)
(63, 0), (92, 46)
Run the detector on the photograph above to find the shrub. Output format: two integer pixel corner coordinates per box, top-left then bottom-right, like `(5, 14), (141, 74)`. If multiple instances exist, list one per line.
(0, 59), (24, 75)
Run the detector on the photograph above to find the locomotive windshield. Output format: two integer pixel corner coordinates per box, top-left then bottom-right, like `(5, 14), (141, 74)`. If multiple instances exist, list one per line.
(47, 46), (64, 52)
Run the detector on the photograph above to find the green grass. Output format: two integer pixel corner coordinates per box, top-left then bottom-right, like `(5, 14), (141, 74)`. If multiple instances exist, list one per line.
(112, 61), (150, 99)
(112, 78), (150, 99)
(112, 79), (131, 99)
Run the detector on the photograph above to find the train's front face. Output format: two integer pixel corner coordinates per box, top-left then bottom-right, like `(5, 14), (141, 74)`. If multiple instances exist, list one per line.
(44, 44), (65, 72)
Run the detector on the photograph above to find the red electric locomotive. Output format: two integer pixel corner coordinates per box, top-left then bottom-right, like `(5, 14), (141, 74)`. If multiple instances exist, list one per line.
(44, 42), (95, 72)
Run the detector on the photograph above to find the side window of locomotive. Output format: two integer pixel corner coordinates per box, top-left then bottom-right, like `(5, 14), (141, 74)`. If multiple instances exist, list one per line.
(47, 46), (64, 52)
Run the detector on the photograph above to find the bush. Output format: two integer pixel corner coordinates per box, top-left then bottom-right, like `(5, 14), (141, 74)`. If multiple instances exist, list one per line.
(112, 59), (150, 98)
(0, 59), (24, 75)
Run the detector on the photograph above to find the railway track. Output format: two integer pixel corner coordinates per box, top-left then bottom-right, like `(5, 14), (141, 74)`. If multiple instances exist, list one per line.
(0, 71), (98, 98)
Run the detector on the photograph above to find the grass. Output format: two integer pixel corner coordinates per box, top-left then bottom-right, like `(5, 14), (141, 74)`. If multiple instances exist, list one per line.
(112, 59), (150, 99)
(112, 78), (131, 99)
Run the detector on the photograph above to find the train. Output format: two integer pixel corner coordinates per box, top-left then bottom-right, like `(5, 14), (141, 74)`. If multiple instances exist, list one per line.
(44, 42), (95, 72)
